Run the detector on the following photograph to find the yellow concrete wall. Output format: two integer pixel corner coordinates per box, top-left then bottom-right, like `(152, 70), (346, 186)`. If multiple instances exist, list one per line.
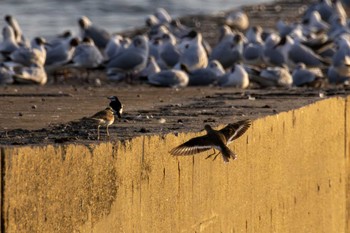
(1, 97), (348, 233)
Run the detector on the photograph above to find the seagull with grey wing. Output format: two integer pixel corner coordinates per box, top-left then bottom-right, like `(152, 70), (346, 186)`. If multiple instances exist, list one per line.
(170, 119), (251, 163)
(68, 37), (103, 69)
(78, 16), (111, 50)
(106, 35), (149, 78)
(0, 26), (19, 60)
(4, 15), (28, 46)
(10, 37), (48, 67)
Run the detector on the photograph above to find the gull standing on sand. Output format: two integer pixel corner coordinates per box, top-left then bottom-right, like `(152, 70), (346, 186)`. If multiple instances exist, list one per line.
(69, 37), (103, 69)
(104, 35), (124, 60)
(246, 26), (264, 44)
(170, 119), (251, 163)
(176, 31), (208, 71)
(276, 35), (329, 68)
(210, 28), (243, 69)
(168, 19), (192, 39)
(139, 56), (161, 79)
(11, 63), (47, 85)
(148, 64), (189, 88)
(244, 25), (266, 66)
(145, 14), (160, 27)
(303, 10), (329, 33)
(276, 19), (295, 37)
(78, 16), (111, 50)
(4, 15), (27, 46)
(154, 8), (172, 24)
(46, 31), (73, 48)
(262, 33), (285, 67)
(292, 63), (322, 86)
(225, 10), (249, 31)
(0, 26), (19, 60)
(157, 32), (180, 68)
(106, 35), (149, 77)
(250, 66), (292, 87)
(9, 37), (48, 67)
(331, 36), (350, 76)
(0, 64), (14, 84)
(187, 60), (225, 86)
(243, 42), (264, 66)
(327, 65), (349, 84)
(218, 63), (249, 88)
(45, 38), (79, 73)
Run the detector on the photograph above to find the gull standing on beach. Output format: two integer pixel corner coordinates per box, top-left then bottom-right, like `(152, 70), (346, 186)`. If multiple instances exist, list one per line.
(276, 35), (329, 68)
(68, 37), (103, 69)
(157, 32), (180, 68)
(9, 37), (48, 67)
(4, 15), (27, 46)
(45, 38), (79, 73)
(139, 56), (161, 79)
(148, 64), (189, 88)
(262, 33), (285, 67)
(0, 64), (14, 84)
(0, 26), (19, 61)
(225, 10), (249, 31)
(11, 63), (47, 85)
(107, 35), (149, 77)
(243, 27), (264, 66)
(331, 36), (350, 76)
(78, 16), (111, 50)
(174, 31), (208, 71)
(104, 35), (124, 60)
(176, 31), (208, 71)
(218, 63), (249, 88)
(292, 63), (322, 86)
(210, 27), (243, 69)
(154, 8), (172, 24)
(250, 66), (292, 87)
(303, 10), (329, 33)
(187, 60), (225, 86)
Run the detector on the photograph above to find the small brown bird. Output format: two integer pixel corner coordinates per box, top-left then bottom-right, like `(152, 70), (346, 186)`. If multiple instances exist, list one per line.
(170, 119), (251, 163)
(90, 107), (115, 140)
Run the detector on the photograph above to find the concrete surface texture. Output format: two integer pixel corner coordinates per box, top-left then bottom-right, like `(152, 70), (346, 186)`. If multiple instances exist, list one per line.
(1, 96), (349, 232)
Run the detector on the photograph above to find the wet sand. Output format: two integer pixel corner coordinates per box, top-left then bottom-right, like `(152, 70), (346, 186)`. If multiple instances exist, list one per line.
(1, 83), (349, 146)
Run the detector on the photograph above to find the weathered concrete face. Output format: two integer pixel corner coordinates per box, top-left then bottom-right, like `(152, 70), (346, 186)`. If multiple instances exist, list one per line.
(1, 97), (349, 233)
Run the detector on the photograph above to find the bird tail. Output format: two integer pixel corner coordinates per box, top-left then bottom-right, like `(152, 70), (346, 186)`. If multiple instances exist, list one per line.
(221, 146), (236, 163)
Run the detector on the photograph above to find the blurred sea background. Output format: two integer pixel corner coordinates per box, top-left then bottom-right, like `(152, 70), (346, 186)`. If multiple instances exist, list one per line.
(0, 0), (268, 40)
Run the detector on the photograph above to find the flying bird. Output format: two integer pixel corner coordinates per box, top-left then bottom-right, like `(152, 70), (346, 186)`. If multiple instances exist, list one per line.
(170, 119), (251, 163)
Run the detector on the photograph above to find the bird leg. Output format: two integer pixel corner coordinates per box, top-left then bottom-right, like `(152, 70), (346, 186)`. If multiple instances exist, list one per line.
(97, 125), (100, 140)
(106, 125), (110, 138)
(205, 149), (216, 159)
(212, 152), (221, 161)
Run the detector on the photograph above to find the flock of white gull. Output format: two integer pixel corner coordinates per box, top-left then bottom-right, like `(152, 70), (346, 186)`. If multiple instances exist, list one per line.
(0, 0), (350, 88)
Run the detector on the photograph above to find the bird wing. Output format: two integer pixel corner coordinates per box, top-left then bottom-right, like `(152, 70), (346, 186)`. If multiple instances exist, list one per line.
(219, 119), (251, 144)
(170, 134), (215, 156)
(107, 50), (145, 71)
(90, 109), (107, 119)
